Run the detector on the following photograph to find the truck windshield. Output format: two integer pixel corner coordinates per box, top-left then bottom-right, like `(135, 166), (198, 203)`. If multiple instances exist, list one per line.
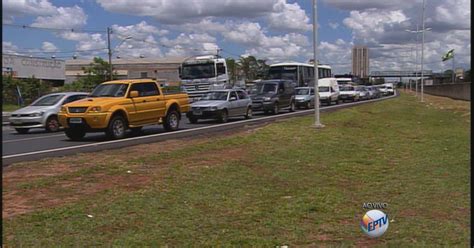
(181, 63), (216, 79)
(251, 83), (278, 94)
(90, 84), (128, 97)
(318, 87), (329, 92)
(201, 91), (228, 101)
(295, 89), (310, 95)
(267, 66), (297, 81)
(31, 94), (64, 106)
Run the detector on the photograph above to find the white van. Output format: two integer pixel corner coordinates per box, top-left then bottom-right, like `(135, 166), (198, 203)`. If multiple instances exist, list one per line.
(318, 78), (339, 105)
(384, 83), (395, 95)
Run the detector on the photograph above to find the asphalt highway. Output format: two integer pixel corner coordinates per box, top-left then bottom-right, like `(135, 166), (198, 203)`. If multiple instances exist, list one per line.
(2, 93), (397, 165)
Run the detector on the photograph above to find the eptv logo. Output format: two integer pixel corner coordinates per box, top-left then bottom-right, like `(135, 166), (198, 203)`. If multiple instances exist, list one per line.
(360, 203), (389, 238)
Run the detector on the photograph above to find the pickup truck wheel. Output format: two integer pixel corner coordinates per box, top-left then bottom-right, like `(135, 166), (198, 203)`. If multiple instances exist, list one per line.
(218, 109), (229, 123)
(272, 103), (279, 114)
(15, 128), (29, 134)
(245, 107), (253, 119)
(188, 116), (198, 124)
(106, 115), (127, 139)
(45, 116), (60, 132)
(164, 110), (180, 131)
(65, 128), (86, 141)
(289, 101), (296, 112)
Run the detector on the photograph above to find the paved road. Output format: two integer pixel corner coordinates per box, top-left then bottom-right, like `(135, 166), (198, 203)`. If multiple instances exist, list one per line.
(2, 94), (397, 165)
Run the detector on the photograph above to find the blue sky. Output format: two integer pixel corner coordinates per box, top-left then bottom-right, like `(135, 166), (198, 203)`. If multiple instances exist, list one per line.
(3, 0), (471, 74)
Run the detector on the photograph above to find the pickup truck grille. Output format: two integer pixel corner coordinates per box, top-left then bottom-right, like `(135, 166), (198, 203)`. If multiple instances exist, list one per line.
(68, 107), (88, 113)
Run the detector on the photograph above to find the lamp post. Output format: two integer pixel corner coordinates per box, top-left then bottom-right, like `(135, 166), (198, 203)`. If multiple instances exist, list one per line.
(107, 27), (132, 80)
(312, 0), (323, 128)
(406, 26), (431, 100)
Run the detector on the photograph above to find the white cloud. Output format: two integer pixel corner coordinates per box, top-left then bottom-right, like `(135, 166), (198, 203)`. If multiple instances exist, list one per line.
(96, 0), (280, 24)
(323, 0), (418, 11)
(2, 41), (21, 55)
(160, 33), (219, 57)
(328, 22), (339, 29)
(41, 41), (59, 52)
(2, 0), (57, 23)
(267, 0), (311, 31)
(32, 5), (87, 29)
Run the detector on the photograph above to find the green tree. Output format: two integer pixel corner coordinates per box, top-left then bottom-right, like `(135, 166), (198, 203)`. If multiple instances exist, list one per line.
(226, 58), (239, 84)
(61, 57), (115, 92)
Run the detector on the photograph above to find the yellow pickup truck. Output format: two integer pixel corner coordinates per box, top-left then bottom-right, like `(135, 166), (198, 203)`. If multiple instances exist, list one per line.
(58, 79), (190, 140)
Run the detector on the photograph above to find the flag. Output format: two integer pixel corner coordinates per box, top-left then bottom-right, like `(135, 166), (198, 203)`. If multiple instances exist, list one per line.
(442, 49), (454, 61)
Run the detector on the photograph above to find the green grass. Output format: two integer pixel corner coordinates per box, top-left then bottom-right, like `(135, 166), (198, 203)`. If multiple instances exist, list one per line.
(2, 103), (22, 112)
(3, 93), (470, 246)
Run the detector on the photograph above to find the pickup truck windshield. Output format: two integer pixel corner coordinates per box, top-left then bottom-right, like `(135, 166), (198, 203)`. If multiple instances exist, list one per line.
(31, 94), (64, 106)
(296, 89), (310, 95)
(181, 63), (216, 79)
(318, 87), (329, 92)
(90, 84), (128, 97)
(202, 91), (228, 101)
(251, 83), (278, 94)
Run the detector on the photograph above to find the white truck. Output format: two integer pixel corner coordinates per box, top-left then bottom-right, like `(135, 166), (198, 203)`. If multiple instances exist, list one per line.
(179, 55), (229, 101)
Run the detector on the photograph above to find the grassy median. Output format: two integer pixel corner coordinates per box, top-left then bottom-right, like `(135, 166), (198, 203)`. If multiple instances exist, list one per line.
(3, 92), (470, 246)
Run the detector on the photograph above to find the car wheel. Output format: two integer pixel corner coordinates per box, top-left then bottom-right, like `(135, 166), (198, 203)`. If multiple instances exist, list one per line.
(272, 103), (279, 114)
(289, 101), (295, 112)
(65, 128), (86, 141)
(163, 109), (180, 131)
(15, 128), (29, 134)
(306, 101), (311, 109)
(106, 115), (127, 139)
(188, 116), (198, 124)
(130, 127), (143, 135)
(245, 107), (253, 119)
(45, 116), (60, 132)
(218, 109), (229, 123)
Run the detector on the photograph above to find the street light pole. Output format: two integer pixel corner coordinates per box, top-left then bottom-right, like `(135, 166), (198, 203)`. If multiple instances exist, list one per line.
(420, 0), (426, 102)
(107, 27), (113, 80)
(313, 0), (323, 128)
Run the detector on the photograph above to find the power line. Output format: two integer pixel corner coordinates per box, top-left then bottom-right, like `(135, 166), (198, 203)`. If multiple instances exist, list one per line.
(3, 23), (106, 33)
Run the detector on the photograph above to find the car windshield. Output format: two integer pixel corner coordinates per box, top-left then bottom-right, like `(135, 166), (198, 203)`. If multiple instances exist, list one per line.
(90, 84), (128, 97)
(181, 62), (216, 79)
(296, 89), (310, 95)
(340, 86), (354, 91)
(251, 83), (278, 94)
(201, 91), (228, 101)
(31, 94), (64, 106)
(318, 86), (329, 92)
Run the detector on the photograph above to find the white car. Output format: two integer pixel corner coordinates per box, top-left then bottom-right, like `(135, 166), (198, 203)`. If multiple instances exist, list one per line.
(318, 78), (339, 105)
(9, 92), (89, 134)
(339, 85), (360, 102)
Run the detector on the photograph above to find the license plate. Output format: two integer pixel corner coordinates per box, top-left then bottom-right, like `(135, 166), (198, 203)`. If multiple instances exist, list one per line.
(193, 110), (202, 115)
(69, 118), (83, 124)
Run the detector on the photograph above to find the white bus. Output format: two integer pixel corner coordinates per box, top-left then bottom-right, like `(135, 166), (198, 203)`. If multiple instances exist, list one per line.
(268, 62), (333, 87)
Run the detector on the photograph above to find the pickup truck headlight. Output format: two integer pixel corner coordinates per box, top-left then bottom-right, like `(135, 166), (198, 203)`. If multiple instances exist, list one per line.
(88, 106), (102, 112)
(263, 97), (271, 101)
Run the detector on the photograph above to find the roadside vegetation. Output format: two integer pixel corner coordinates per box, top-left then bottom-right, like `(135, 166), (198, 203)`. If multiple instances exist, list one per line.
(3, 93), (469, 246)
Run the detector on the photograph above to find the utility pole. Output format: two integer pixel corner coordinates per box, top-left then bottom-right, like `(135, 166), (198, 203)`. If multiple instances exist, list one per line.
(313, 0), (323, 128)
(420, 0), (426, 102)
(452, 51), (455, 83)
(107, 27), (113, 80)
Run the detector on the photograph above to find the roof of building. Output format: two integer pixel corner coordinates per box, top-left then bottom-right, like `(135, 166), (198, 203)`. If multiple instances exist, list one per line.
(66, 57), (185, 65)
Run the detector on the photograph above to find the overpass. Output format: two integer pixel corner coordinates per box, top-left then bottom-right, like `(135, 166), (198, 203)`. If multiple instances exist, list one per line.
(370, 70), (433, 78)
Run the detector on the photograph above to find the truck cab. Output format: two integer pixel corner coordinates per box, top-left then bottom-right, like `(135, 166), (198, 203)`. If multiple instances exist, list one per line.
(179, 55), (229, 100)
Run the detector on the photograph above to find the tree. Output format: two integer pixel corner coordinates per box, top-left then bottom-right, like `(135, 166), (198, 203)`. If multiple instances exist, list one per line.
(62, 57), (116, 92)
(464, 69), (471, 82)
(226, 58), (239, 84)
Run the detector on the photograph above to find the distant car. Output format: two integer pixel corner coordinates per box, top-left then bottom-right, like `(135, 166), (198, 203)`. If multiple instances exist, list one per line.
(385, 83), (395, 95)
(378, 85), (388, 96)
(295, 87), (315, 109)
(358, 86), (370, 100)
(339, 85), (359, 102)
(9, 92), (89, 134)
(372, 86), (382, 98)
(250, 80), (296, 114)
(186, 89), (252, 123)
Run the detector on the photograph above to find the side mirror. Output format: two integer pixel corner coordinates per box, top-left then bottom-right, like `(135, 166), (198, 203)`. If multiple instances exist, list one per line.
(130, 91), (139, 98)
(229, 96), (237, 101)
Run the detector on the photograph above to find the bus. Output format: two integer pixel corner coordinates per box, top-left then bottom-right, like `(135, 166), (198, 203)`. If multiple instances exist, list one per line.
(267, 62), (333, 87)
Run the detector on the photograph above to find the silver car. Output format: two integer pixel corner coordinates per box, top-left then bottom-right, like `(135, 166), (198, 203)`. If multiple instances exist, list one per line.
(295, 87), (315, 109)
(186, 89), (252, 123)
(9, 92), (89, 134)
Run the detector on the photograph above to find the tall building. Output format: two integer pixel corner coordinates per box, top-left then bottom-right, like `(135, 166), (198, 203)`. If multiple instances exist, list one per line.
(352, 46), (369, 78)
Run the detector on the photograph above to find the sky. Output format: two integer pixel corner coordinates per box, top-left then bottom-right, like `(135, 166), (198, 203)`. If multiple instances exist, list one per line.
(2, 0), (471, 74)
